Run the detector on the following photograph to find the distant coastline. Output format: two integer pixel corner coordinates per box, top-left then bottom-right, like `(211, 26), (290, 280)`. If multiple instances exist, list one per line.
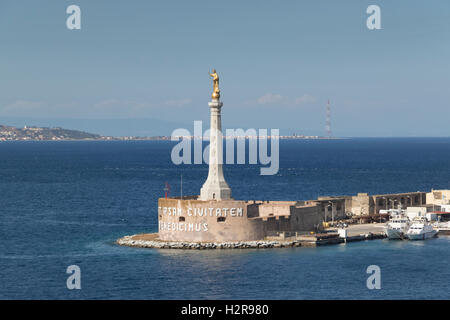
(0, 124), (338, 141)
(0, 124), (170, 141)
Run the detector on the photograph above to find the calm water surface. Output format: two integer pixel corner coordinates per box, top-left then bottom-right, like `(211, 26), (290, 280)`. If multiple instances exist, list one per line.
(1, 138), (449, 299)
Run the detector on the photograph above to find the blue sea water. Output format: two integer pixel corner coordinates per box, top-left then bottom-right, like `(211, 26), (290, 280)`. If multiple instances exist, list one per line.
(0, 138), (450, 299)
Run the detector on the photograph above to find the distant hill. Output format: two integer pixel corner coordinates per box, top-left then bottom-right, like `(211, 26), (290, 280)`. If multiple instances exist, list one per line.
(0, 117), (190, 137)
(0, 125), (101, 141)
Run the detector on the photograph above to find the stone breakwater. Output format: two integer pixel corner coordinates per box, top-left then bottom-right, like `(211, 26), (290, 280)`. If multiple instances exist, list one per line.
(116, 230), (386, 250)
(116, 235), (302, 249)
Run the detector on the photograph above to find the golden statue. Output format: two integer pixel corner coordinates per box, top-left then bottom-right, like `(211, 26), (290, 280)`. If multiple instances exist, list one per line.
(209, 69), (220, 100)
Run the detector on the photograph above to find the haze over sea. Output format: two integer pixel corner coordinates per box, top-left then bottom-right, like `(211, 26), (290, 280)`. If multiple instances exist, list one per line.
(1, 138), (450, 299)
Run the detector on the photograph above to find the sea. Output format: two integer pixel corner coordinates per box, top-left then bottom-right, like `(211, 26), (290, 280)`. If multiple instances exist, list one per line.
(1, 138), (450, 299)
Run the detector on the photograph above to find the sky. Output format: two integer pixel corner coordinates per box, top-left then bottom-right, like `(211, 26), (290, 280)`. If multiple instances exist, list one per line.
(0, 0), (449, 137)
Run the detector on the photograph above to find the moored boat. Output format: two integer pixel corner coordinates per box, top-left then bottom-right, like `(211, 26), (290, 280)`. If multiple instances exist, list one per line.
(406, 217), (437, 240)
(384, 210), (410, 240)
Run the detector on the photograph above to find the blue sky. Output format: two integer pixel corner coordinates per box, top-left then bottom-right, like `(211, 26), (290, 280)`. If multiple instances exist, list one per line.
(0, 0), (449, 136)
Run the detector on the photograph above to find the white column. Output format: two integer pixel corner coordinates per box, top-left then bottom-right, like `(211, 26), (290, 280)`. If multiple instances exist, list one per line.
(199, 98), (232, 201)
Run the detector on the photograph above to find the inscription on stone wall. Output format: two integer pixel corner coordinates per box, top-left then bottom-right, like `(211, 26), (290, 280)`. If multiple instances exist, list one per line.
(158, 206), (243, 217)
(159, 221), (208, 232)
(158, 206), (244, 233)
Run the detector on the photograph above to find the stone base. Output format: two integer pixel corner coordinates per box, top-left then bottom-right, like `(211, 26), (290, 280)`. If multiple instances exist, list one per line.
(199, 185), (232, 201)
(157, 198), (265, 242)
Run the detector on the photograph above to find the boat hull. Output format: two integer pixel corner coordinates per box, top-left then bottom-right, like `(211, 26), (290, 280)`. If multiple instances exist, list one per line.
(406, 230), (437, 240)
(385, 228), (405, 240)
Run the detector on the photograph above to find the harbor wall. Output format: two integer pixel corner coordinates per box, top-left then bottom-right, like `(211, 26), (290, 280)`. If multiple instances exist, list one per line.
(247, 202), (323, 233)
(156, 189), (448, 243)
(349, 192), (426, 215)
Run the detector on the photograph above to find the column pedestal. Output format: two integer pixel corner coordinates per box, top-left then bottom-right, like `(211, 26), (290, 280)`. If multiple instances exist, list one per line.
(199, 99), (232, 201)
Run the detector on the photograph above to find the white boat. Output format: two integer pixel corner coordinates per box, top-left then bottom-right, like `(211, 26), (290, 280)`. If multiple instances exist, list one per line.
(406, 217), (438, 240)
(433, 221), (450, 235)
(384, 211), (410, 240)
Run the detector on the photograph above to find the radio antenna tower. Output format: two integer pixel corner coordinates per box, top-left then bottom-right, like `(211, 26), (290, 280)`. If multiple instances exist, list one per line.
(326, 99), (332, 138)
